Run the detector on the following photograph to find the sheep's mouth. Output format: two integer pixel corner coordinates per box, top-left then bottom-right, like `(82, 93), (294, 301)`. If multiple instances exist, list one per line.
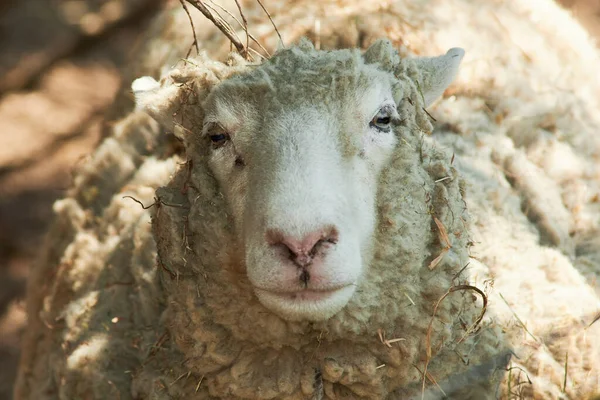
(253, 285), (356, 321)
(258, 287), (348, 301)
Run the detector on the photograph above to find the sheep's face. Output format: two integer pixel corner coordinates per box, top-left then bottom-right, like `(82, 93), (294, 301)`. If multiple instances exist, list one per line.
(197, 42), (464, 322)
(134, 40), (464, 322)
(202, 59), (399, 321)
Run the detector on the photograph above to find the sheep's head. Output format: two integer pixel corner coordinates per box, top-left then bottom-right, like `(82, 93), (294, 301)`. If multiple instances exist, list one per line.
(134, 39), (465, 323)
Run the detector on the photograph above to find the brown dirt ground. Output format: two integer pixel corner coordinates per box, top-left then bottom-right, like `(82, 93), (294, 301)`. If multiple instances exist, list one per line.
(0, 0), (597, 399)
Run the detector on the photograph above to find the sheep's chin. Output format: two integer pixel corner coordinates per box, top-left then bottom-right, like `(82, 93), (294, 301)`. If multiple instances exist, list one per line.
(254, 285), (356, 321)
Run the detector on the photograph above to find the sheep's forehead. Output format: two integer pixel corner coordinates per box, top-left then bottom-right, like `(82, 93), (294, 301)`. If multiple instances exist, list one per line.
(204, 47), (397, 128)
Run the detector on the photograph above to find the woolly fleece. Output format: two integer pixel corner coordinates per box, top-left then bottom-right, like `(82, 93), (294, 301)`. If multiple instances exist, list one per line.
(14, 0), (600, 399)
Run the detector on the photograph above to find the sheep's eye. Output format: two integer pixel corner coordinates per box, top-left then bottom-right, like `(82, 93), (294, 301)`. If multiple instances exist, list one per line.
(210, 133), (229, 143)
(370, 109), (393, 131)
(207, 127), (231, 148)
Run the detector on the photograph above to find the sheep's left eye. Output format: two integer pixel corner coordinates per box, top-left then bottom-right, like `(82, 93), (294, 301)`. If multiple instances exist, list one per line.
(370, 109), (393, 131)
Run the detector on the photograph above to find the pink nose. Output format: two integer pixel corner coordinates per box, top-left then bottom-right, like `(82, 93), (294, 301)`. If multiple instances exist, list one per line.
(266, 227), (339, 267)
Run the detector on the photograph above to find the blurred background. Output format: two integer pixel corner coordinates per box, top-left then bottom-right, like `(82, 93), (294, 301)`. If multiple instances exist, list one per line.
(0, 0), (598, 399)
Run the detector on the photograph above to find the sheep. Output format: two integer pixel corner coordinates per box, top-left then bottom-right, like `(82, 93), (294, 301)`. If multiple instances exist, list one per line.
(128, 39), (510, 400)
(14, 0), (600, 399)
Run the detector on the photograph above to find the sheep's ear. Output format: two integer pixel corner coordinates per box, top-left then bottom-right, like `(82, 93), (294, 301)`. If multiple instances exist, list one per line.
(132, 76), (161, 112)
(131, 66), (216, 139)
(413, 48), (465, 107)
(131, 75), (185, 135)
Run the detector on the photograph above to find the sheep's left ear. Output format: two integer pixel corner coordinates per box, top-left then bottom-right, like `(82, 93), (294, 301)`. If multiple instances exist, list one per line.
(413, 48), (465, 107)
(363, 39), (400, 71)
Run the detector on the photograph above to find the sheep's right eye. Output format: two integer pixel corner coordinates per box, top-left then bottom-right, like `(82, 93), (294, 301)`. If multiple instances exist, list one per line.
(208, 129), (230, 148)
(210, 133), (228, 143)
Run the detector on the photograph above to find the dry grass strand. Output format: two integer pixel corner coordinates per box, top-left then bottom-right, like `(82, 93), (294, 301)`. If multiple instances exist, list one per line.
(422, 284), (488, 398)
(179, 0), (200, 58)
(185, 0), (249, 59)
(499, 292), (538, 342)
(255, 0), (284, 47)
(434, 216), (452, 248)
(377, 328), (406, 348)
(206, 0), (271, 57)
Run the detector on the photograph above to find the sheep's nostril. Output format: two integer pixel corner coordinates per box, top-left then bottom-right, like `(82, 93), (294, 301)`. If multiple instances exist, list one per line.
(266, 227), (339, 267)
(299, 270), (310, 287)
(309, 240), (323, 257)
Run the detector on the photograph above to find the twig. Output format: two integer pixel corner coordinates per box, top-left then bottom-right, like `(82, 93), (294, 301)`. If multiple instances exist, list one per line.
(123, 195), (155, 209)
(158, 259), (177, 279)
(413, 364), (447, 398)
(148, 331), (170, 357)
(428, 216), (452, 270)
(170, 371), (191, 386)
(422, 285), (488, 398)
(499, 293), (538, 342)
(185, 0), (248, 58)
(428, 248), (449, 270)
(451, 262), (470, 284)
(179, 0), (200, 58)
(123, 195), (188, 210)
(506, 365), (532, 382)
(506, 363), (533, 399)
(433, 216), (452, 248)
(255, 0), (284, 47)
(248, 47), (268, 60)
(562, 351), (568, 393)
(422, 107), (437, 122)
(201, 1), (244, 47)
(377, 328), (406, 348)
(232, 0), (249, 55)
(206, 0), (271, 57)
(195, 375), (204, 393)
(415, 81), (426, 105)
(507, 362), (512, 399)
(588, 311), (600, 328)
(314, 19), (321, 50)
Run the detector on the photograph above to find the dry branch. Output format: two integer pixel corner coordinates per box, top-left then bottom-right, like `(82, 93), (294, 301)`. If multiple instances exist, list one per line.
(179, 0), (200, 57)
(232, 0), (250, 53)
(207, 0), (271, 57)
(185, 0), (249, 58)
(255, 0), (284, 47)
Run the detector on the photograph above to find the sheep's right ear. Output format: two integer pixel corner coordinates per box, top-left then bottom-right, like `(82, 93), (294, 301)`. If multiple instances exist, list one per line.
(412, 48), (465, 107)
(131, 63), (219, 139)
(132, 76), (160, 109)
(132, 75), (186, 135)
